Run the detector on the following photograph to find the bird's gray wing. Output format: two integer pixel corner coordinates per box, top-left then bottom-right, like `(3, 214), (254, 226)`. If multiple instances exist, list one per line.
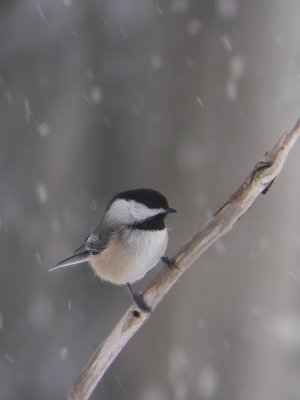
(52, 223), (115, 270)
(74, 223), (114, 255)
(84, 231), (110, 254)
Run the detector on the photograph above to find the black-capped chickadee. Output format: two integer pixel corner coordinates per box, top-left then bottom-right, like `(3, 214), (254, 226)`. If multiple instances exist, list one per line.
(52, 189), (177, 311)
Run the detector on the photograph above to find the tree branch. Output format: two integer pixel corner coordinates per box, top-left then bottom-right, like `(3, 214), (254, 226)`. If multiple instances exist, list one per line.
(68, 118), (300, 400)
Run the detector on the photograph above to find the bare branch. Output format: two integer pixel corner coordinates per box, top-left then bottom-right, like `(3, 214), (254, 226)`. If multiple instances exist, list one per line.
(68, 118), (300, 400)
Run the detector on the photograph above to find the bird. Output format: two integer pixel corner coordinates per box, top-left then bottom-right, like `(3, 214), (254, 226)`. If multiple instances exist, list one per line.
(52, 189), (177, 311)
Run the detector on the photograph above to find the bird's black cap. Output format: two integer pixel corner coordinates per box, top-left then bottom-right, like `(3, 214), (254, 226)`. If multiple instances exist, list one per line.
(111, 188), (175, 211)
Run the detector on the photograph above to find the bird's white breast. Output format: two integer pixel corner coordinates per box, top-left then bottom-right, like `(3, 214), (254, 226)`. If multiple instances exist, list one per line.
(88, 229), (168, 285)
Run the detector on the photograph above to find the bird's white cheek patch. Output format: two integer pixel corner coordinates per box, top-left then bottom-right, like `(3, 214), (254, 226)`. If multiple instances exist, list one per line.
(105, 199), (165, 225)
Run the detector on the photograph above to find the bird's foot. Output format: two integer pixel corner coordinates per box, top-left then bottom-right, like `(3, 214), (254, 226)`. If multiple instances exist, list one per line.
(132, 292), (152, 313)
(127, 283), (151, 313)
(161, 256), (178, 269)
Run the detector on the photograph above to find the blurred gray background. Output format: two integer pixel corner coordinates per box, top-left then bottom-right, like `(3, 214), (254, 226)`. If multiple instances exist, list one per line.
(1, 0), (300, 399)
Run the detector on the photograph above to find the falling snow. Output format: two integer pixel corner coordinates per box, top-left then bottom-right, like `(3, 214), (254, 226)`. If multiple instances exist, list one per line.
(196, 366), (219, 398)
(226, 79), (237, 101)
(4, 354), (14, 364)
(273, 317), (300, 350)
(141, 384), (167, 400)
(0, 313), (3, 331)
(197, 318), (207, 331)
(196, 96), (204, 107)
(216, 0), (238, 20)
(86, 69), (94, 80)
(177, 138), (203, 173)
(150, 54), (162, 70)
(29, 296), (54, 330)
(35, 252), (42, 266)
(89, 199), (98, 211)
(120, 26), (127, 38)
(168, 347), (188, 382)
(36, 2), (46, 20)
(186, 19), (202, 35)
(51, 215), (61, 233)
(71, 29), (79, 39)
(59, 347), (68, 361)
(24, 98), (32, 122)
(90, 87), (103, 104)
(36, 183), (48, 204)
(214, 239), (226, 255)
(226, 54), (245, 101)
(220, 35), (233, 52)
(37, 122), (51, 138)
(62, 0), (72, 7)
(169, 0), (189, 14)
(4, 90), (14, 105)
(155, 6), (164, 15)
(259, 236), (269, 251)
(172, 381), (188, 400)
(229, 55), (245, 80)
(185, 57), (196, 70)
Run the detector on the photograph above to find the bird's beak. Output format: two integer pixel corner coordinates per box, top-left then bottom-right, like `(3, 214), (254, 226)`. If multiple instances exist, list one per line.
(166, 207), (177, 214)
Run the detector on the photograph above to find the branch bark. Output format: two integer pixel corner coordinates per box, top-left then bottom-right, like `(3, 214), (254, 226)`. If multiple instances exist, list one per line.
(68, 118), (300, 400)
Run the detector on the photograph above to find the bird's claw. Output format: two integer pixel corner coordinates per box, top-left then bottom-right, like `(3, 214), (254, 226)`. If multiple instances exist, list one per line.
(132, 292), (152, 313)
(127, 283), (151, 312)
(161, 256), (178, 269)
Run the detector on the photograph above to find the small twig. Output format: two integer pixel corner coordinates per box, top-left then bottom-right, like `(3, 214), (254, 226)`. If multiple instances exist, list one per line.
(68, 118), (300, 400)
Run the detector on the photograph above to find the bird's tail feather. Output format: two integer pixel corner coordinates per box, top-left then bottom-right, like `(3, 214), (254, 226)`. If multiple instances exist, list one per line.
(50, 251), (89, 271)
